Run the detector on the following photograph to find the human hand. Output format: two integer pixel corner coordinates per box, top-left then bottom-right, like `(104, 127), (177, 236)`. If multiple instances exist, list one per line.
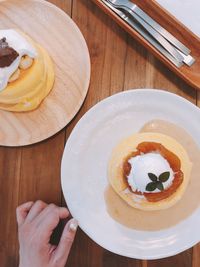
(16, 201), (78, 267)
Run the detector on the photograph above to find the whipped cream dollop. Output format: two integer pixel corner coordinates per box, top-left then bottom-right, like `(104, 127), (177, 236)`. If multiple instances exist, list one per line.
(0, 29), (37, 91)
(127, 152), (174, 193)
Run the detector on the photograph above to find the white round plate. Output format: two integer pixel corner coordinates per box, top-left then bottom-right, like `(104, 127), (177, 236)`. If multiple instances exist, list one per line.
(61, 89), (200, 260)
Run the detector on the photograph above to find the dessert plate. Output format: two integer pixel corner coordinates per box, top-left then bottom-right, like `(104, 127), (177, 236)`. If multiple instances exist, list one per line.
(0, 0), (90, 146)
(61, 89), (200, 260)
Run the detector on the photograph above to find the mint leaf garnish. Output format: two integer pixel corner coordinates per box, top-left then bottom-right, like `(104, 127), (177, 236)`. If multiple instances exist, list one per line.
(146, 182), (157, 192)
(159, 171), (170, 183)
(148, 173), (158, 182)
(156, 181), (164, 191)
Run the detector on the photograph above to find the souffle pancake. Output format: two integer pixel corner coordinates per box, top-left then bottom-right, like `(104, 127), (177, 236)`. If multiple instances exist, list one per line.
(108, 132), (192, 211)
(0, 29), (54, 112)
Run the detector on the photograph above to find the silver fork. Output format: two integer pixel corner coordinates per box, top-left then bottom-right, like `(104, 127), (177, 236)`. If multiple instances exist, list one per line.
(106, 0), (195, 66)
(108, 0), (190, 55)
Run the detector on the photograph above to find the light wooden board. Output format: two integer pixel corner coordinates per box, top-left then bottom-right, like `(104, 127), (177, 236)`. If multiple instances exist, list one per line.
(0, 0), (90, 146)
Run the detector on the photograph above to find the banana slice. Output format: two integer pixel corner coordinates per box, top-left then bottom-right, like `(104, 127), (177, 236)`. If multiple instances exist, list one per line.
(9, 68), (21, 83)
(19, 55), (33, 70)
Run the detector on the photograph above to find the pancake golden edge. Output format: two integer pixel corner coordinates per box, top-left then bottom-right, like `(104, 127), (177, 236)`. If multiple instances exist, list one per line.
(0, 31), (55, 112)
(108, 132), (192, 211)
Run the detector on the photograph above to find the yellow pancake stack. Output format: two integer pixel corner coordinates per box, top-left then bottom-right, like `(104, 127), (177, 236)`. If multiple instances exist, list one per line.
(0, 33), (54, 112)
(108, 132), (192, 211)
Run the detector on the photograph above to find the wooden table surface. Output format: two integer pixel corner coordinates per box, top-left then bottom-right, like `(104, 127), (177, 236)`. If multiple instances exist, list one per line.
(0, 0), (199, 266)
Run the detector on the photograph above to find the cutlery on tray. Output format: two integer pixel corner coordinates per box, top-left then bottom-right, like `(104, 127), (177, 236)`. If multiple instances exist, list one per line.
(92, 0), (200, 90)
(105, 0), (195, 67)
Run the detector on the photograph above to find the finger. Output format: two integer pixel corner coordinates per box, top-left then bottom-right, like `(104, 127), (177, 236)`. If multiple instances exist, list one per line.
(25, 200), (47, 222)
(16, 201), (34, 226)
(52, 218), (78, 265)
(35, 204), (69, 240)
(49, 245), (57, 254)
(35, 204), (69, 227)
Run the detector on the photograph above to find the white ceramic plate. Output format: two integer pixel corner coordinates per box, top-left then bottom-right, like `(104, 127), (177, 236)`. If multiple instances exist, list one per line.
(61, 89), (200, 260)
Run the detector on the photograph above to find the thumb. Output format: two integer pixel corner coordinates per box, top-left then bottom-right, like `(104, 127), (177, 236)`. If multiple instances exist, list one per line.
(53, 218), (78, 265)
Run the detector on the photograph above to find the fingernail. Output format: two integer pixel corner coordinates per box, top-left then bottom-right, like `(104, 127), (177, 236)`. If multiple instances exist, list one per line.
(69, 218), (78, 232)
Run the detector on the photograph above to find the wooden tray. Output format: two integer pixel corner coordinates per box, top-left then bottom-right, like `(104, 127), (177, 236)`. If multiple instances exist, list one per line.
(92, 0), (200, 90)
(0, 0), (90, 147)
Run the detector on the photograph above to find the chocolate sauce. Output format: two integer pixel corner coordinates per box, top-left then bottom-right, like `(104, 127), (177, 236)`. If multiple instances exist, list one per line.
(0, 37), (19, 67)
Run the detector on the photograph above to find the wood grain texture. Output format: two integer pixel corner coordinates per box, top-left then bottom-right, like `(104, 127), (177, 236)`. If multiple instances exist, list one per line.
(148, 250), (193, 267)
(0, 2), (69, 267)
(192, 243), (200, 267)
(18, 133), (65, 205)
(47, 0), (72, 14)
(92, 0), (200, 90)
(0, 0), (90, 146)
(0, 0), (199, 267)
(0, 147), (21, 267)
